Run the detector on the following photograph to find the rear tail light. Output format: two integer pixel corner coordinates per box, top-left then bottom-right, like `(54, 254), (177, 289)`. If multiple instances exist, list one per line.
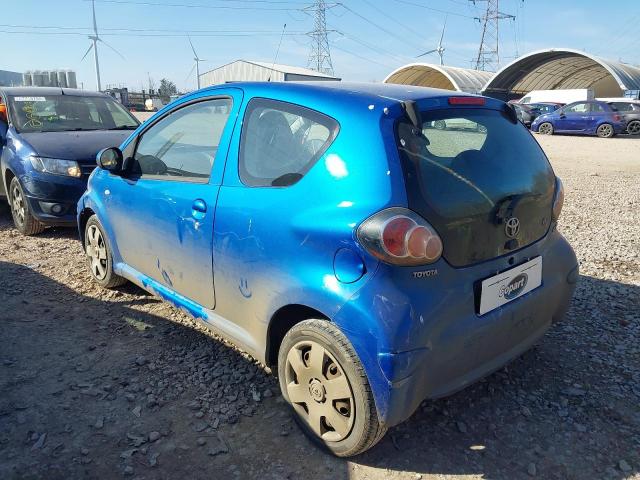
(552, 177), (564, 221)
(357, 208), (443, 266)
(613, 114), (622, 122)
(448, 96), (485, 106)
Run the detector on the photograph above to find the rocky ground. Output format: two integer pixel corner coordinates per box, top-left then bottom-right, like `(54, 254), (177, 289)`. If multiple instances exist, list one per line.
(1, 134), (639, 480)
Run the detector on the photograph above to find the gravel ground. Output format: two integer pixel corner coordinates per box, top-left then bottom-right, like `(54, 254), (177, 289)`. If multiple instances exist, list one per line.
(0, 134), (639, 480)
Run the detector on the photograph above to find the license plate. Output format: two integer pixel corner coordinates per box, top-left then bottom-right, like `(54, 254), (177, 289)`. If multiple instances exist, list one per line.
(478, 257), (542, 315)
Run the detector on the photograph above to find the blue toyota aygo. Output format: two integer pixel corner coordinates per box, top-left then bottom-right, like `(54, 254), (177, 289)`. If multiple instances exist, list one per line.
(78, 82), (578, 457)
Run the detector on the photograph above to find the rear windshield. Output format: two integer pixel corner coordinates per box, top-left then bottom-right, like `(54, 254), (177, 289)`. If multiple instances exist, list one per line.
(396, 108), (555, 266)
(8, 94), (139, 133)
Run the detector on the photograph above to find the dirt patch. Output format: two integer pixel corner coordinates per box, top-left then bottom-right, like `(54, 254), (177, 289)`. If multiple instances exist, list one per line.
(1, 135), (639, 479)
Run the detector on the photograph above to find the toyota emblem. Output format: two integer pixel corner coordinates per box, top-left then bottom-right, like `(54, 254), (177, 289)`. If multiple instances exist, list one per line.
(505, 217), (520, 238)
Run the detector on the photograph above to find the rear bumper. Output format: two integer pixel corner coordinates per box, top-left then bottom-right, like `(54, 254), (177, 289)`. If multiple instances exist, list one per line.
(334, 229), (578, 427)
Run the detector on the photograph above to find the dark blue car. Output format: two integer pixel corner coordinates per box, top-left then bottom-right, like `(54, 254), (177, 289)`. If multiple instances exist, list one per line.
(78, 82), (577, 456)
(0, 87), (139, 235)
(531, 100), (626, 138)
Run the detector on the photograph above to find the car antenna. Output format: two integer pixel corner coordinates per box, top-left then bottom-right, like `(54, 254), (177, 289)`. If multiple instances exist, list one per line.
(268, 23), (286, 82)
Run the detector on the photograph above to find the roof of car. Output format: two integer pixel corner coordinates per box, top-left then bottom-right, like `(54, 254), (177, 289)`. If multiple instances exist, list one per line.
(203, 81), (478, 104)
(0, 87), (108, 97)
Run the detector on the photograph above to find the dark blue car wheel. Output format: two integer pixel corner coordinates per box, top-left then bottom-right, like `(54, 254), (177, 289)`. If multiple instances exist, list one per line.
(537, 122), (553, 135)
(9, 177), (45, 236)
(596, 123), (614, 138)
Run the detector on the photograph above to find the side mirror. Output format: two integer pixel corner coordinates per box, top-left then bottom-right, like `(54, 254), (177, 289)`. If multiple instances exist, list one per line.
(96, 147), (123, 173)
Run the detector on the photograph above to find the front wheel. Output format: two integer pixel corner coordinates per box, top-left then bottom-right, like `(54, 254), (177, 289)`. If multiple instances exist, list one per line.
(9, 177), (45, 236)
(596, 123), (614, 138)
(537, 122), (554, 135)
(626, 120), (640, 135)
(84, 215), (126, 288)
(278, 320), (386, 457)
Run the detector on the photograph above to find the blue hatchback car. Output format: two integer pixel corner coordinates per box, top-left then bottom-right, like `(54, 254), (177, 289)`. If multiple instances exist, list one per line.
(0, 87), (139, 235)
(78, 82), (578, 456)
(531, 99), (626, 138)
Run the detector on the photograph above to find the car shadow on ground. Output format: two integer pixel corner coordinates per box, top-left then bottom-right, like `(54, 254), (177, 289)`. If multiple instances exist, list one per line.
(0, 220), (638, 479)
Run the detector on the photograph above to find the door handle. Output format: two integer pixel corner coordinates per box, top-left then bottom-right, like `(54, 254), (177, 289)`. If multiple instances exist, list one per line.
(192, 199), (207, 213)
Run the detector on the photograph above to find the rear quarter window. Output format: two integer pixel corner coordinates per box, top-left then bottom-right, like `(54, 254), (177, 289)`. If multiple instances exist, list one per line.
(239, 98), (339, 187)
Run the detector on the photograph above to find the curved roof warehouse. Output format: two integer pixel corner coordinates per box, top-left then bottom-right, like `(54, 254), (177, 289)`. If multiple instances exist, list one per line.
(482, 48), (640, 100)
(384, 63), (493, 93)
(384, 49), (640, 100)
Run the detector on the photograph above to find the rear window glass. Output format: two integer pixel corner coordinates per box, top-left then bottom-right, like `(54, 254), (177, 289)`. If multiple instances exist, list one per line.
(398, 108), (553, 217)
(396, 108), (555, 266)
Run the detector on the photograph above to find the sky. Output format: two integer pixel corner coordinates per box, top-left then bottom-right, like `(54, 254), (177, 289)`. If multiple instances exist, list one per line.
(1, 0), (639, 92)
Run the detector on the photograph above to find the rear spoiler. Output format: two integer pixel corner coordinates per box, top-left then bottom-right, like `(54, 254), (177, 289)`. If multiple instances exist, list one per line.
(402, 98), (519, 126)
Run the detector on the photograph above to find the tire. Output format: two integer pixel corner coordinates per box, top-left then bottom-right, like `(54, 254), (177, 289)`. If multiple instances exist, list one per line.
(84, 215), (126, 288)
(8, 177), (45, 236)
(596, 123), (614, 138)
(537, 122), (553, 135)
(433, 120), (446, 130)
(278, 319), (386, 457)
(626, 120), (640, 135)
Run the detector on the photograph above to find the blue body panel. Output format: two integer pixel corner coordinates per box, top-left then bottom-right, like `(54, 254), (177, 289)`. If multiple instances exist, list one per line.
(78, 82), (578, 427)
(531, 100), (626, 135)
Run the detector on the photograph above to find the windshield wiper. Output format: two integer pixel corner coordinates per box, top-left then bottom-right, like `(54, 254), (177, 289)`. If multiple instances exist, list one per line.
(108, 125), (138, 130)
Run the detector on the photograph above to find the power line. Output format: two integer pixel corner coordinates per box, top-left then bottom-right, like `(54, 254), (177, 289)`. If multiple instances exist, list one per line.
(337, 3), (424, 49)
(88, 0), (308, 10)
(0, 23), (306, 34)
(392, 0), (479, 20)
(0, 29), (306, 37)
(358, 0), (424, 42)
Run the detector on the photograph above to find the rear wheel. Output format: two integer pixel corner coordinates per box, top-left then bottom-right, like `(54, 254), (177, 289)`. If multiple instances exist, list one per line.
(84, 215), (126, 288)
(9, 177), (45, 236)
(278, 320), (386, 457)
(537, 122), (553, 135)
(433, 120), (446, 130)
(626, 120), (640, 135)
(596, 123), (614, 138)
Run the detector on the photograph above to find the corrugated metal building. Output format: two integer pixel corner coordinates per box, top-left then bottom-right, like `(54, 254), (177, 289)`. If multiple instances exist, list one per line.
(199, 60), (340, 87)
(383, 63), (493, 93)
(0, 69), (23, 87)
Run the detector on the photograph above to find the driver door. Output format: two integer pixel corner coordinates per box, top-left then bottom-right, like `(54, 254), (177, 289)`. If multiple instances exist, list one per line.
(105, 92), (241, 309)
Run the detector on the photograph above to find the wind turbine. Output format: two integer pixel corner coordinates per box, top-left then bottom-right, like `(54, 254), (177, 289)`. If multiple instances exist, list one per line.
(186, 36), (206, 90)
(80, 0), (125, 91)
(417, 18), (447, 66)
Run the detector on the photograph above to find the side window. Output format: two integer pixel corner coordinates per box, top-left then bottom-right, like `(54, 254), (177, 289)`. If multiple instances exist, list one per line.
(590, 103), (605, 113)
(611, 102), (632, 112)
(239, 98), (339, 187)
(565, 103), (589, 114)
(131, 98), (231, 181)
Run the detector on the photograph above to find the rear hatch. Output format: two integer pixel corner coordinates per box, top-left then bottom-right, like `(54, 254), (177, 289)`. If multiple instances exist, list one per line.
(396, 102), (556, 267)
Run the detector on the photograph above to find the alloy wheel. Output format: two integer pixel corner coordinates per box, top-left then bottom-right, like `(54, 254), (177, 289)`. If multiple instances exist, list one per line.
(597, 124), (613, 138)
(10, 183), (25, 227)
(538, 123), (553, 135)
(86, 225), (108, 280)
(285, 340), (355, 442)
(627, 120), (640, 135)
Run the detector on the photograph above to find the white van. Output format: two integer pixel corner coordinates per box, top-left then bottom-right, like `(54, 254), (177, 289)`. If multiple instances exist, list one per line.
(519, 89), (594, 105)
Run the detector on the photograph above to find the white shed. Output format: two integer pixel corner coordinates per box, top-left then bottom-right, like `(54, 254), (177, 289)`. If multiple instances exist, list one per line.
(199, 60), (341, 87)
